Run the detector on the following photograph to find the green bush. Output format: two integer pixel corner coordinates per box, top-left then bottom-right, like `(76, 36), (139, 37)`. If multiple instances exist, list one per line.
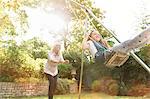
(17, 58), (47, 80)
(55, 78), (73, 94)
(58, 63), (72, 78)
(91, 77), (119, 96)
(0, 75), (14, 82)
(0, 42), (29, 81)
(0, 44), (47, 82)
(14, 77), (41, 83)
(127, 84), (150, 96)
(33, 58), (47, 79)
(0, 38), (49, 82)
(91, 80), (101, 92)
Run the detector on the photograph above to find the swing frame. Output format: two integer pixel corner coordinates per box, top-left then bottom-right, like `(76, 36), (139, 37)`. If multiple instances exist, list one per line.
(67, 0), (150, 99)
(69, 0), (150, 73)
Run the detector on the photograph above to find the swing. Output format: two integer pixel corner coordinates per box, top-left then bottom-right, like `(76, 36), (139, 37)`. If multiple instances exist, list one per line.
(69, 1), (150, 70)
(92, 38), (130, 67)
(80, 6), (130, 67)
(104, 51), (129, 67)
(67, 1), (150, 99)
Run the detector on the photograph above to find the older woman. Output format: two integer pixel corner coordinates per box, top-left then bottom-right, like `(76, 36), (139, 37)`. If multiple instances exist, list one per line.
(44, 43), (69, 99)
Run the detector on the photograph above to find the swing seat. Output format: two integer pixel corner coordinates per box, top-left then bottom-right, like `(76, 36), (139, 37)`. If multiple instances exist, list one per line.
(105, 51), (129, 68)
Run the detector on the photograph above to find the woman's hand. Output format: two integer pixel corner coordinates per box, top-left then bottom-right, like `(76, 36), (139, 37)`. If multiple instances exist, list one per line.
(48, 60), (59, 65)
(64, 60), (69, 64)
(59, 60), (69, 64)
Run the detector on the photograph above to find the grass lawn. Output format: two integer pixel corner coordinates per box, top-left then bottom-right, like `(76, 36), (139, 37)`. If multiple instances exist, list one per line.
(15, 93), (145, 99)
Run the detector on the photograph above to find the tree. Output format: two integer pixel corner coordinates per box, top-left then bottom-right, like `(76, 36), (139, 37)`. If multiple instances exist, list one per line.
(0, 0), (42, 82)
(20, 37), (51, 59)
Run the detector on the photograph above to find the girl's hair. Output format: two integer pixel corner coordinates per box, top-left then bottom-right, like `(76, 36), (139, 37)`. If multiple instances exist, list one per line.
(89, 30), (103, 39)
(89, 30), (108, 48)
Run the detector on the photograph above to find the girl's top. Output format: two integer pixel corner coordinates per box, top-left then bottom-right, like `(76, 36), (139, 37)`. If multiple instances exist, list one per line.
(87, 40), (107, 57)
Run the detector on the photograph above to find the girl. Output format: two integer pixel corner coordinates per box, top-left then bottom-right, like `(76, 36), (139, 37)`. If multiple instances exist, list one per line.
(44, 43), (69, 99)
(82, 28), (150, 66)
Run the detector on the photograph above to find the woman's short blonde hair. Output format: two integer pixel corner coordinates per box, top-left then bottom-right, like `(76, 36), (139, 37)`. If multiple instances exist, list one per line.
(51, 42), (62, 54)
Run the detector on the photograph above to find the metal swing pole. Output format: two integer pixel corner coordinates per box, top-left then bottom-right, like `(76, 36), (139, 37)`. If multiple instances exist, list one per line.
(70, 0), (150, 74)
(66, 1), (86, 98)
(78, 20), (88, 99)
(78, 49), (84, 99)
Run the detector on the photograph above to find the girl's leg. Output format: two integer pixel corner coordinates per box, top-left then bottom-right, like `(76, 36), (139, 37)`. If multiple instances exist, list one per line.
(95, 51), (105, 65)
(111, 28), (150, 53)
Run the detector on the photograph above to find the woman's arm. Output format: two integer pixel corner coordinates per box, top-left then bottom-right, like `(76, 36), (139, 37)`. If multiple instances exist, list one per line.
(60, 54), (69, 64)
(48, 59), (59, 63)
(47, 52), (69, 65)
(48, 59), (69, 64)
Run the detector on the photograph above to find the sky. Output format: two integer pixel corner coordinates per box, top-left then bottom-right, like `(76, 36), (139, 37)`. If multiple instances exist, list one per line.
(94, 0), (150, 41)
(21, 0), (150, 45)
(22, 7), (67, 45)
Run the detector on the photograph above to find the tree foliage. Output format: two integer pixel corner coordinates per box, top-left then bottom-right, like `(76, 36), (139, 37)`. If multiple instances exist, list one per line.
(0, 1), (150, 96)
(21, 37), (50, 59)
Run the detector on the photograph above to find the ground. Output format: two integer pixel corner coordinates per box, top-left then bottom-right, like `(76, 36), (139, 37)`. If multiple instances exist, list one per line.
(16, 93), (146, 99)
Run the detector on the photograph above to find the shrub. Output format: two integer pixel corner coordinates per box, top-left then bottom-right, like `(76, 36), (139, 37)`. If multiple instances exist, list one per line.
(0, 40), (48, 82)
(34, 58), (47, 79)
(14, 77), (41, 83)
(0, 43), (25, 81)
(0, 75), (14, 82)
(91, 77), (119, 96)
(91, 80), (101, 92)
(55, 78), (74, 95)
(127, 84), (150, 96)
(0, 47), (47, 82)
(58, 63), (72, 78)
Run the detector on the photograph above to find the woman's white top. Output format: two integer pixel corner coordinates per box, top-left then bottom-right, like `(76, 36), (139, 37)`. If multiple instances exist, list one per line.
(44, 51), (64, 76)
(87, 40), (98, 58)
